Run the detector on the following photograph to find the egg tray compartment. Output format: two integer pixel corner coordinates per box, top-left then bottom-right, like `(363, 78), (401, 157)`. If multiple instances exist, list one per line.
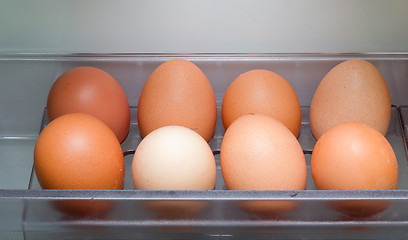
(18, 104), (408, 239)
(15, 53), (408, 239)
(397, 107), (408, 153)
(22, 107), (408, 212)
(29, 105), (408, 191)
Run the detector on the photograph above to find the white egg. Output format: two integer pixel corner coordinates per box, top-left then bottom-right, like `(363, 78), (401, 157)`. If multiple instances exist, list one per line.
(132, 126), (216, 190)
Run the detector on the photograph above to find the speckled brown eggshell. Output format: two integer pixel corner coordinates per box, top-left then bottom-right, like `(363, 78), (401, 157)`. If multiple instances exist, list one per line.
(310, 59), (391, 140)
(137, 59), (217, 142)
(220, 114), (306, 215)
(220, 114), (307, 191)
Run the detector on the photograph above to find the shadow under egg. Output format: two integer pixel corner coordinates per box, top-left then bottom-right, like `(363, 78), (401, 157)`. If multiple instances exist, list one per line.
(238, 200), (299, 218)
(330, 200), (389, 218)
(52, 199), (114, 220)
(142, 200), (208, 219)
(142, 200), (209, 234)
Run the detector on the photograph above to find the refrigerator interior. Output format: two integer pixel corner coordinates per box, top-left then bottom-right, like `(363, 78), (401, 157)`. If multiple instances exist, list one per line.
(2, 1), (408, 239)
(1, 53), (408, 239)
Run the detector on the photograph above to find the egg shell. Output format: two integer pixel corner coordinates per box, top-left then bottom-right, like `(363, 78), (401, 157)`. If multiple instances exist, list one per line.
(47, 66), (131, 143)
(310, 59), (391, 140)
(137, 59), (217, 142)
(311, 122), (398, 191)
(221, 69), (301, 137)
(132, 125), (216, 190)
(34, 113), (125, 190)
(220, 114), (306, 191)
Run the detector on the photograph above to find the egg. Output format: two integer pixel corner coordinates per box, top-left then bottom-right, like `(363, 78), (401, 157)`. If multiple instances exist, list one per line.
(311, 122), (398, 217)
(220, 114), (306, 214)
(34, 113), (125, 190)
(47, 66), (130, 143)
(221, 114), (306, 190)
(137, 59), (217, 142)
(133, 126), (215, 217)
(132, 125), (216, 190)
(310, 59), (391, 140)
(311, 122), (398, 191)
(221, 69), (301, 137)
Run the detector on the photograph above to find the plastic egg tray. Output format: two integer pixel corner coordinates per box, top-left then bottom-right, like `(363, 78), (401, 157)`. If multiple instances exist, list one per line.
(2, 53), (408, 239)
(30, 105), (407, 191)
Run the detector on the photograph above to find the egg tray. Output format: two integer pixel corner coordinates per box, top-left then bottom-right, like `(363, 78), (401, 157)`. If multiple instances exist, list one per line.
(18, 105), (408, 238)
(3, 53), (408, 239)
(29, 106), (408, 191)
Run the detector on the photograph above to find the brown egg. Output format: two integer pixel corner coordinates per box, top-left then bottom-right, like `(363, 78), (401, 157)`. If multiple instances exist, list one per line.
(137, 59), (217, 142)
(310, 59), (391, 140)
(311, 122), (398, 217)
(47, 66), (130, 143)
(222, 69), (301, 137)
(221, 114), (306, 190)
(221, 114), (306, 214)
(34, 113), (125, 190)
(311, 122), (398, 191)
